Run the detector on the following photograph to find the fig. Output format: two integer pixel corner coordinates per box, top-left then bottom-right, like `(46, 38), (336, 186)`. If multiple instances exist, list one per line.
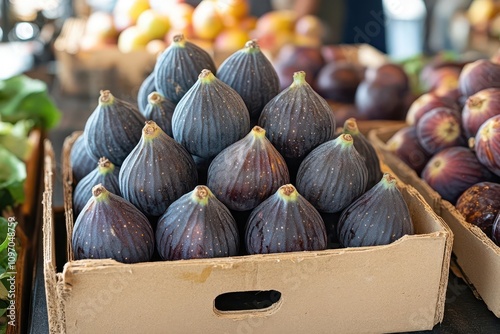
(273, 44), (325, 90)
(421, 65), (461, 94)
(337, 173), (413, 247)
(296, 134), (368, 213)
(493, 212), (500, 245)
(455, 182), (500, 236)
(355, 79), (406, 120)
(137, 71), (156, 114)
(142, 91), (175, 137)
(172, 69), (251, 160)
(258, 71), (336, 160)
(421, 146), (495, 204)
(217, 40), (280, 120)
(342, 118), (382, 189)
(462, 88), (500, 138)
(70, 134), (97, 184)
(386, 126), (431, 175)
(245, 184), (327, 254)
(207, 126), (290, 211)
(156, 185), (239, 260)
(154, 34), (217, 104)
(315, 61), (362, 103)
(405, 92), (459, 126)
(84, 90), (146, 166)
(416, 107), (467, 155)
(458, 59), (500, 98)
(72, 184), (154, 263)
(119, 121), (197, 218)
(364, 63), (410, 97)
(73, 157), (121, 217)
(474, 114), (500, 177)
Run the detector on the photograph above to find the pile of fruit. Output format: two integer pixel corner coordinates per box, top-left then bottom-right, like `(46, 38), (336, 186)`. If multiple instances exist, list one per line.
(79, 0), (325, 57)
(386, 54), (500, 246)
(69, 36), (414, 264)
(270, 42), (414, 124)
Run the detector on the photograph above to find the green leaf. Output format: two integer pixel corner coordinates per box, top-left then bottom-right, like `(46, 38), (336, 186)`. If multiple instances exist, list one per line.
(0, 284), (7, 301)
(0, 75), (61, 129)
(0, 148), (26, 209)
(0, 120), (34, 160)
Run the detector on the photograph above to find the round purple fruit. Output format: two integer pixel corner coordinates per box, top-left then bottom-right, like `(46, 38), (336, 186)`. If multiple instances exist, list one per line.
(462, 88), (500, 138)
(416, 107), (466, 155)
(421, 146), (495, 204)
(474, 114), (500, 177)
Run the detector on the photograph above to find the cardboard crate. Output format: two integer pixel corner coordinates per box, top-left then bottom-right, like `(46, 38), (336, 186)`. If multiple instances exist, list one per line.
(369, 125), (500, 317)
(42, 131), (452, 333)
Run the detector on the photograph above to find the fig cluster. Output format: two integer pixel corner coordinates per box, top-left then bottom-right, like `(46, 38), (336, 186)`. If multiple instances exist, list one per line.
(70, 37), (415, 265)
(386, 56), (500, 246)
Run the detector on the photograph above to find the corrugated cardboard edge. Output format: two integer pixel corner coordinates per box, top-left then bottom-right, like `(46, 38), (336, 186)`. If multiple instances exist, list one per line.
(42, 140), (65, 333)
(61, 132), (80, 261)
(368, 125), (500, 318)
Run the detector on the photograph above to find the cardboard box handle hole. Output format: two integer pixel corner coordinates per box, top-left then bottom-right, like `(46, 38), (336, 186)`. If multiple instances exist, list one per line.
(213, 290), (282, 316)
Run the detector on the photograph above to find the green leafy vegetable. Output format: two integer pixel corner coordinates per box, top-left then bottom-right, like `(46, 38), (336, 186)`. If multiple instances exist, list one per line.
(0, 75), (61, 129)
(0, 120), (34, 161)
(0, 148), (26, 209)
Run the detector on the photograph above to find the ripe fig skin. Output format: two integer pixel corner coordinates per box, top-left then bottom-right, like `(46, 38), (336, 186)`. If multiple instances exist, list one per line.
(416, 107), (467, 155)
(337, 173), (413, 248)
(245, 184), (327, 254)
(154, 34), (217, 104)
(461, 88), (500, 139)
(455, 182), (500, 236)
(172, 69), (251, 160)
(342, 118), (382, 190)
(119, 121), (198, 218)
(405, 92), (459, 126)
(315, 61), (362, 103)
(142, 91), (175, 137)
(137, 71), (156, 114)
(72, 184), (154, 264)
(73, 157), (121, 217)
(474, 114), (500, 177)
(84, 90), (147, 166)
(458, 59), (500, 98)
(70, 134), (98, 184)
(155, 185), (239, 260)
(386, 126), (431, 175)
(258, 70), (336, 160)
(207, 126), (290, 212)
(296, 134), (368, 213)
(421, 146), (495, 205)
(217, 40), (280, 120)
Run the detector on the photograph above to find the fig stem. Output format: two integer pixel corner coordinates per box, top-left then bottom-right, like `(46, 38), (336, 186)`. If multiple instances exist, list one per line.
(338, 133), (354, 147)
(99, 90), (114, 106)
(251, 126), (266, 138)
(343, 118), (360, 135)
(278, 184), (298, 202)
(192, 186), (212, 206)
(148, 92), (164, 105)
(292, 71), (307, 86)
(92, 184), (110, 202)
(199, 69), (216, 83)
(244, 40), (260, 53)
(143, 120), (161, 140)
(97, 157), (114, 175)
(172, 34), (186, 46)
(381, 173), (397, 189)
